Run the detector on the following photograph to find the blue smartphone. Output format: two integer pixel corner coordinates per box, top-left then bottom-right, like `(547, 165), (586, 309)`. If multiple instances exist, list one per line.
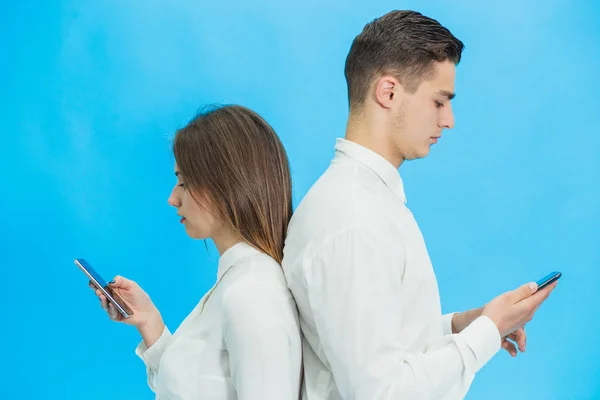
(74, 258), (133, 318)
(536, 271), (562, 291)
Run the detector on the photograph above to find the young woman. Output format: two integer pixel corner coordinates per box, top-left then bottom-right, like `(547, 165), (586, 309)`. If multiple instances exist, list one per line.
(91, 105), (302, 399)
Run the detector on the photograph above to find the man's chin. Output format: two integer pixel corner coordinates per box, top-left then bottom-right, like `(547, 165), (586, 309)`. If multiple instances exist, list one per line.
(405, 149), (430, 161)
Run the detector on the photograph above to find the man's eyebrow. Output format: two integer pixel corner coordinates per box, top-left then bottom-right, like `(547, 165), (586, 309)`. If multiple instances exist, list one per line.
(438, 90), (456, 100)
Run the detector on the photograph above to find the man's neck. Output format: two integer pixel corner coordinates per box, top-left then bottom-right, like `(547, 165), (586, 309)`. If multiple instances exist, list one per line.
(345, 112), (405, 169)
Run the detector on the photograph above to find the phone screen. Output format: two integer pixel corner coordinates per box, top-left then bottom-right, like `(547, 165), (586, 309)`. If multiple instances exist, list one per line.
(536, 271), (561, 290)
(74, 258), (133, 318)
(76, 258), (109, 288)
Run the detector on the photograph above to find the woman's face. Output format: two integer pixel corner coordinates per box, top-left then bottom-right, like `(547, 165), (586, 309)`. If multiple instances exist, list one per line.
(167, 163), (219, 239)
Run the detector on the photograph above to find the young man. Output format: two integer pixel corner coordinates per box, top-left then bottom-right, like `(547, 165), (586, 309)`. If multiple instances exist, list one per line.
(282, 10), (557, 400)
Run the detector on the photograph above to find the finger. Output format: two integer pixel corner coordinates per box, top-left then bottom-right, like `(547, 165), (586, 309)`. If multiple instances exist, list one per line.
(107, 303), (120, 321)
(109, 275), (133, 290)
(533, 282), (555, 310)
(508, 328), (526, 352)
(519, 280), (557, 310)
(501, 339), (516, 356)
(510, 282), (538, 303)
(502, 339), (518, 357)
(98, 294), (108, 310)
(516, 328), (527, 352)
(538, 280), (558, 294)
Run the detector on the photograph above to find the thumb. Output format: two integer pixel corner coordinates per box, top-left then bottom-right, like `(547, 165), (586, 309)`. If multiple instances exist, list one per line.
(510, 282), (537, 302)
(108, 275), (133, 290)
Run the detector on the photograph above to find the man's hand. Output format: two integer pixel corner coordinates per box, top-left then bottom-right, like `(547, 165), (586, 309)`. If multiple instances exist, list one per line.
(451, 306), (484, 335)
(482, 281), (557, 339)
(501, 327), (526, 357)
(451, 306), (528, 357)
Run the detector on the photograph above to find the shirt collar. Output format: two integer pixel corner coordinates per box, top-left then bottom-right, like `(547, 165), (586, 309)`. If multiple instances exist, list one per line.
(217, 241), (261, 279)
(334, 138), (407, 203)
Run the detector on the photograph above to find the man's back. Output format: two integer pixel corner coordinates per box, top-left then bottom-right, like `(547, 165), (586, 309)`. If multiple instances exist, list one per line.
(282, 139), (496, 399)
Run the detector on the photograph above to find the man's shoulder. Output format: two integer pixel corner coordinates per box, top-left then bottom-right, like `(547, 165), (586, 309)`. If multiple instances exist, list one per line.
(284, 165), (392, 265)
(294, 163), (388, 219)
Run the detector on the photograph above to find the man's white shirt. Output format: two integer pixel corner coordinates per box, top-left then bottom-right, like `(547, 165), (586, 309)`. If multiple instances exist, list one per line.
(282, 138), (501, 400)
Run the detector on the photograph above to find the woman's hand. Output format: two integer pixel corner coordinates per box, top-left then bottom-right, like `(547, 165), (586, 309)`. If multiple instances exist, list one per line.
(90, 276), (165, 347)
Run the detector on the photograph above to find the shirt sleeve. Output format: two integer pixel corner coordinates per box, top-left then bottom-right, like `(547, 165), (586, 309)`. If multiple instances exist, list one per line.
(442, 312), (457, 335)
(135, 326), (173, 392)
(306, 227), (501, 400)
(221, 279), (302, 400)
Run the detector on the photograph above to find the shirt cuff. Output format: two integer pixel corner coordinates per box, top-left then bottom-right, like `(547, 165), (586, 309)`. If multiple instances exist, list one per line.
(441, 312), (456, 335)
(459, 315), (501, 372)
(135, 325), (172, 371)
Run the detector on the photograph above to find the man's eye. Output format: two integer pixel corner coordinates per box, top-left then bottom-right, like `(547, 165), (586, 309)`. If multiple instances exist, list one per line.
(435, 101), (444, 108)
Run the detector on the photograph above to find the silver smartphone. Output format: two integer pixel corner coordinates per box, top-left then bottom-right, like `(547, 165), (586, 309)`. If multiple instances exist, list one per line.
(74, 258), (133, 318)
(536, 271), (562, 291)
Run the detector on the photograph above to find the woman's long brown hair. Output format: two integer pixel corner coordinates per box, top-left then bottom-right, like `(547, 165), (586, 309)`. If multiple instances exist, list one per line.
(173, 104), (292, 263)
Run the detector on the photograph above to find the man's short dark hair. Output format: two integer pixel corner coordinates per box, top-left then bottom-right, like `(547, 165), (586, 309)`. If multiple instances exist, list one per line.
(344, 10), (464, 109)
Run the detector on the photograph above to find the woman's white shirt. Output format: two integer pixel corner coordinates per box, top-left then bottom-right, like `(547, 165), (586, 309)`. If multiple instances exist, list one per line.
(135, 242), (302, 400)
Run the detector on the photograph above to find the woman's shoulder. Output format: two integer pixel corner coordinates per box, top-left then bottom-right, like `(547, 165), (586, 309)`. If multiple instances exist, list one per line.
(225, 251), (288, 293)
(218, 254), (298, 329)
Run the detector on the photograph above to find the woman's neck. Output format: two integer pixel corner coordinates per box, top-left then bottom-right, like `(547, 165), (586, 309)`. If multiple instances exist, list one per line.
(211, 226), (242, 255)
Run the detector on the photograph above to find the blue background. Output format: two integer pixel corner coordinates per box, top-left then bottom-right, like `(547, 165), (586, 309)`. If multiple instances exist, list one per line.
(1, 1), (598, 399)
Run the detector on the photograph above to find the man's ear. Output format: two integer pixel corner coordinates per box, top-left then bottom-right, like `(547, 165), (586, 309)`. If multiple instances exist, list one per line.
(374, 75), (402, 109)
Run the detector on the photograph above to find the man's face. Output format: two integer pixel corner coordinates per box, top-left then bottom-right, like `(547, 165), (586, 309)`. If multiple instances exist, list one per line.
(391, 60), (457, 161)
